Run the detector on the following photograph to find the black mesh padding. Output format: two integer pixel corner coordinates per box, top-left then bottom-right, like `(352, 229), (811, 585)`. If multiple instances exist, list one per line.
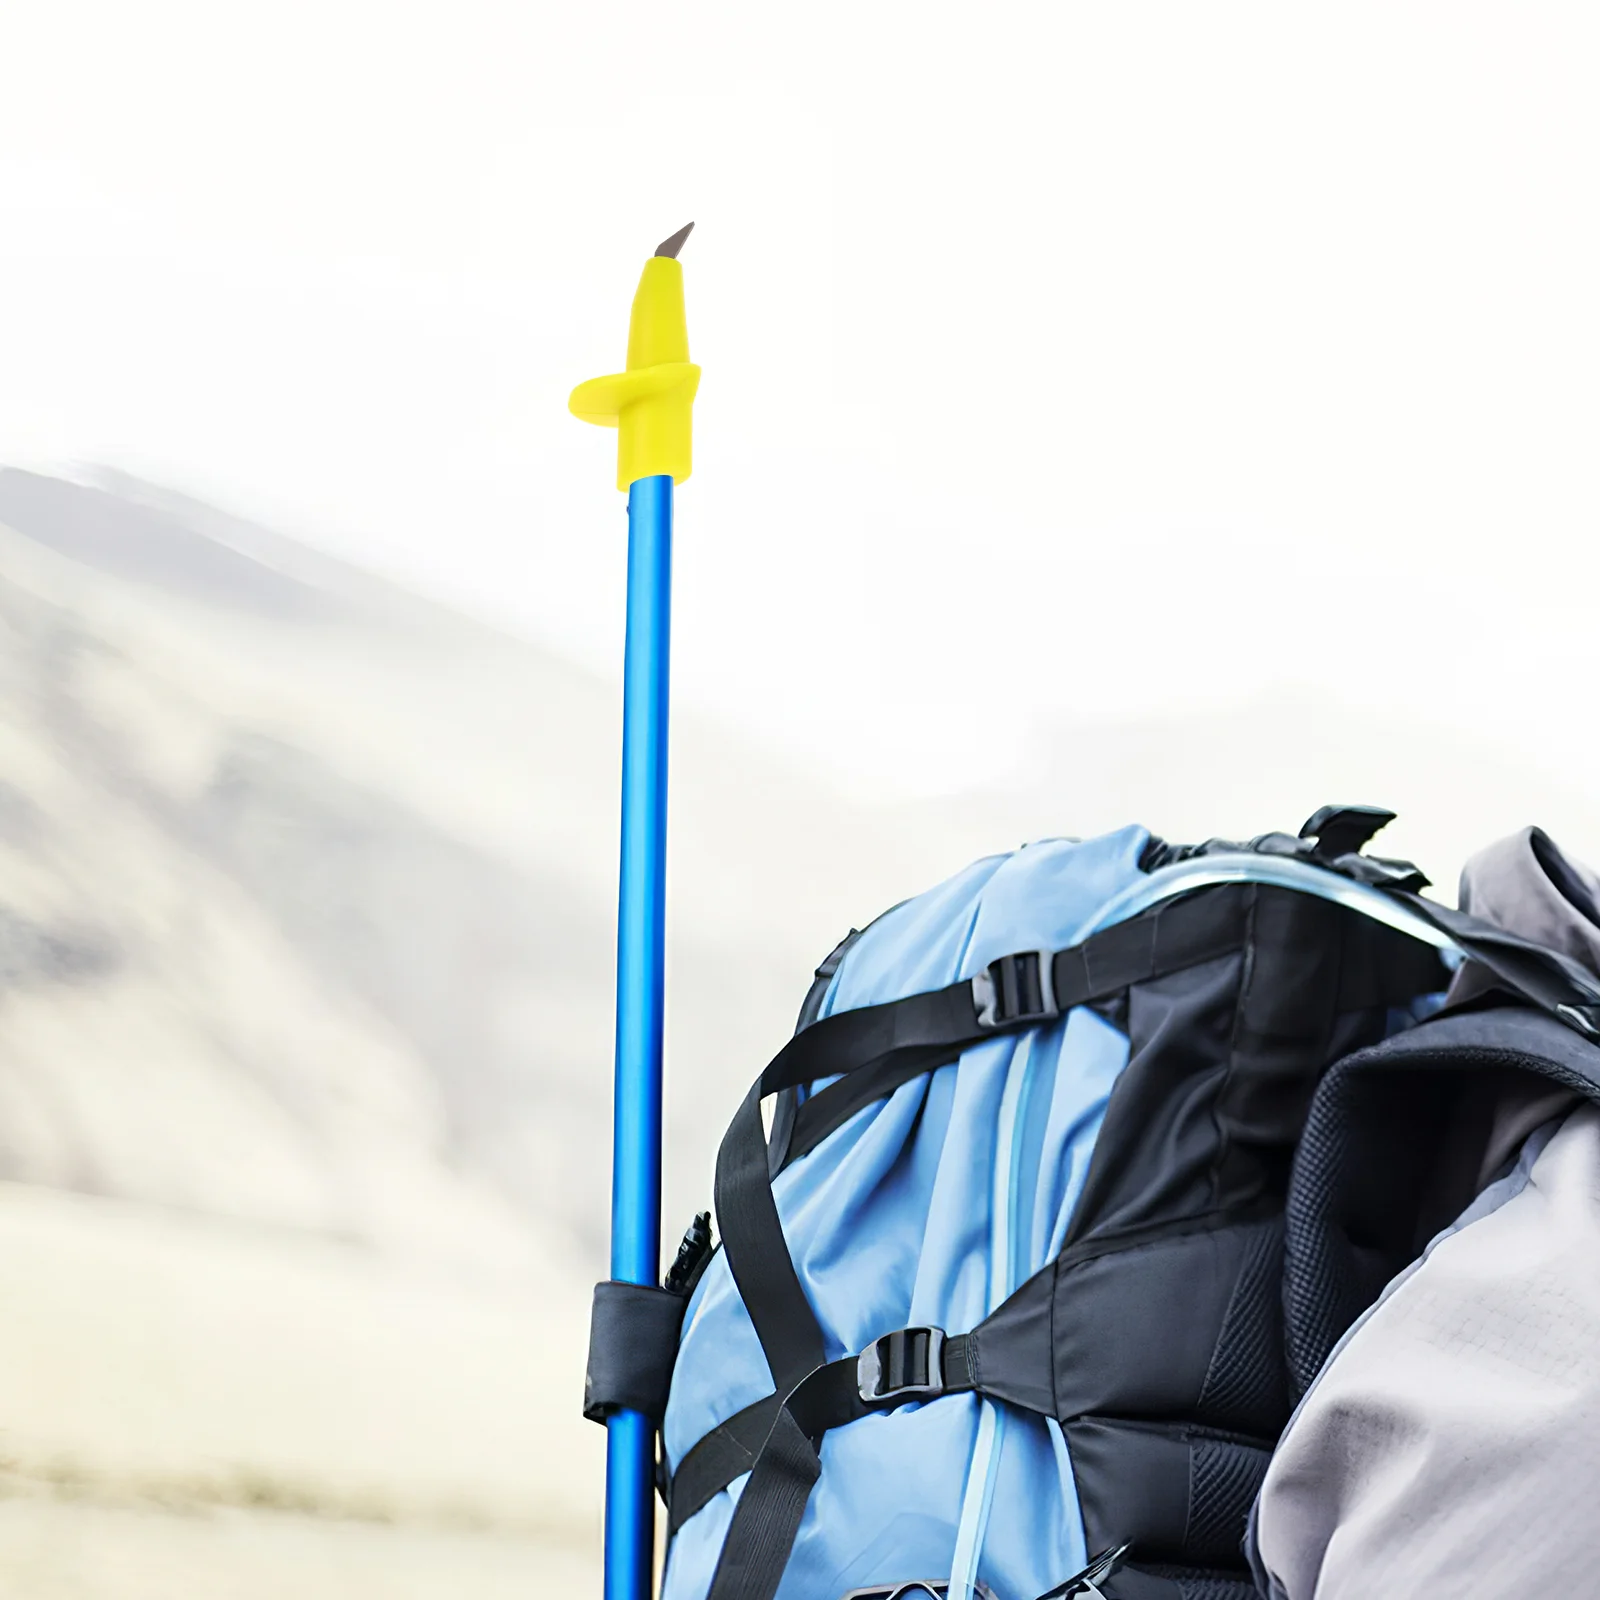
(1284, 1008), (1600, 1396)
(1282, 1070), (1368, 1393)
(1183, 1439), (1268, 1567)
(1195, 1220), (1286, 1430)
(1129, 1565), (1260, 1600)
(1175, 1578), (1260, 1600)
(1282, 1060), (1455, 1394)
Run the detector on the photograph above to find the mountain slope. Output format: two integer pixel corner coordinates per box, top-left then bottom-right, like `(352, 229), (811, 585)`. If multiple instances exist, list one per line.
(0, 466), (979, 1269)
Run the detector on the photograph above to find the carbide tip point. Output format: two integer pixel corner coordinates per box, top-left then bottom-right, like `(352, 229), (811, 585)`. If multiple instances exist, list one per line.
(655, 222), (695, 259)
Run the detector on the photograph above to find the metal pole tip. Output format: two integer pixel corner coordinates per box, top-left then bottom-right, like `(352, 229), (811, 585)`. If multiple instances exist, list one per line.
(655, 222), (695, 259)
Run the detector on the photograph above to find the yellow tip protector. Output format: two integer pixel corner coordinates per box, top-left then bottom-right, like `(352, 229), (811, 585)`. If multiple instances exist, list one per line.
(569, 256), (702, 491)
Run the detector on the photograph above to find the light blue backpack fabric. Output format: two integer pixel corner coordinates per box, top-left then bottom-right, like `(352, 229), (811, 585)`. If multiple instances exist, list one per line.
(663, 827), (1153, 1600)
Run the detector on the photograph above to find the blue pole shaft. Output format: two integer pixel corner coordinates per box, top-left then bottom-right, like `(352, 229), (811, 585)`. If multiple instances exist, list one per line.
(604, 473), (674, 1600)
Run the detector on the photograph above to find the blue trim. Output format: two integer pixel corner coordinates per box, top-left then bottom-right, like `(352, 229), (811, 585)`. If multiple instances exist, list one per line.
(1082, 853), (1464, 949)
(605, 473), (675, 1600)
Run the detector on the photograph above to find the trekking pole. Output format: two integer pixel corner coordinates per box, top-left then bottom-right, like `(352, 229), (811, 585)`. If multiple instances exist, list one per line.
(570, 223), (701, 1600)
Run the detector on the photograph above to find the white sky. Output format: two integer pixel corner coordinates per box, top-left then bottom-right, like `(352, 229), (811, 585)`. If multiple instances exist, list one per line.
(1, 3), (1596, 800)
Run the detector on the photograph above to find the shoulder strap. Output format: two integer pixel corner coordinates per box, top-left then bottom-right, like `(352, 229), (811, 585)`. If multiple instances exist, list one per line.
(1284, 1003), (1600, 1393)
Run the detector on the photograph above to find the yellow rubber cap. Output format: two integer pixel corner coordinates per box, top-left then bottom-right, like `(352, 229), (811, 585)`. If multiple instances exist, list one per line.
(569, 255), (701, 490)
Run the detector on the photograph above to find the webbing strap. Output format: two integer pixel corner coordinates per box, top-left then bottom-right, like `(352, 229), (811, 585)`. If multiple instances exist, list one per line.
(702, 1403), (820, 1600)
(669, 1335), (979, 1536)
(699, 1338), (982, 1596)
(715, 888), (1249, 1397)
(716, 1077), (830, 1390)
(781, 1045), (963, 1171)
(667, 1392), (779, 1534)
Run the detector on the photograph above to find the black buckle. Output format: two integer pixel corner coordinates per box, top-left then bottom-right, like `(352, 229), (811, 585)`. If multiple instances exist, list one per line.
(857, 1326), (946, 1405)
(1298, 804), (1397, 861)
(972, 950), (1057, 1030)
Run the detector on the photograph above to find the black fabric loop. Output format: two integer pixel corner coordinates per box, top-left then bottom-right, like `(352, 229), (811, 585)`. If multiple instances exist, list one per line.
(583, 1281), (687, 1426)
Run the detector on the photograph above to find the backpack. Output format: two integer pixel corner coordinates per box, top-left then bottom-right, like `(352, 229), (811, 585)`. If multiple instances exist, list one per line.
(582, 807), (1600, 1600)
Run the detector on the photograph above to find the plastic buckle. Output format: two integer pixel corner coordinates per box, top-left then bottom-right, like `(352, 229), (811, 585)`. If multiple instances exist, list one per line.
(1556, 1002), (1600, 1039)
(972, 950), (1058, 1030)
(1298, 804), (1397, 861)
(857, 1327), (946, 1405)
(1040, 1543), (1131, 1600)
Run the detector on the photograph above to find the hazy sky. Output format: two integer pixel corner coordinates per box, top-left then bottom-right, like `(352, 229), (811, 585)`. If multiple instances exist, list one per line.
(2, 3), (1596, 799)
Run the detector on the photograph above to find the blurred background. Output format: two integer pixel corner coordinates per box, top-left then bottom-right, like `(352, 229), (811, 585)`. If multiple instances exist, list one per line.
(0, 3), (1597, 1593)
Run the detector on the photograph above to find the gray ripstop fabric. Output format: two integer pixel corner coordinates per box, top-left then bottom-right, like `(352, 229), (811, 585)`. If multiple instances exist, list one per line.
(1448, 828), (1600, 1191)
(1252, 1101), (1600, 1597)
(1251, 826), (1600, 1598)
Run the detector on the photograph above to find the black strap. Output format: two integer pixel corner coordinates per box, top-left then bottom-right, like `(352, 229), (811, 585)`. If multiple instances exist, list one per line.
(703, 1401), (821, 1600)
(668, 1392), (782, 1534)
(669, 1334), (979, 1533)
(782, 1046), (961, 1171)
(690, 1335), (980, 1579)
(1390, 890), (1600, 1035)
(668, 1329), (974, 1534)
(716, 977), (1000, 1394)
(717, 1077), (830, 1391)
(776, 902), (1257, 1179)
(769, 927), (873, 1176)
(716, 889), (1250, 1398)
